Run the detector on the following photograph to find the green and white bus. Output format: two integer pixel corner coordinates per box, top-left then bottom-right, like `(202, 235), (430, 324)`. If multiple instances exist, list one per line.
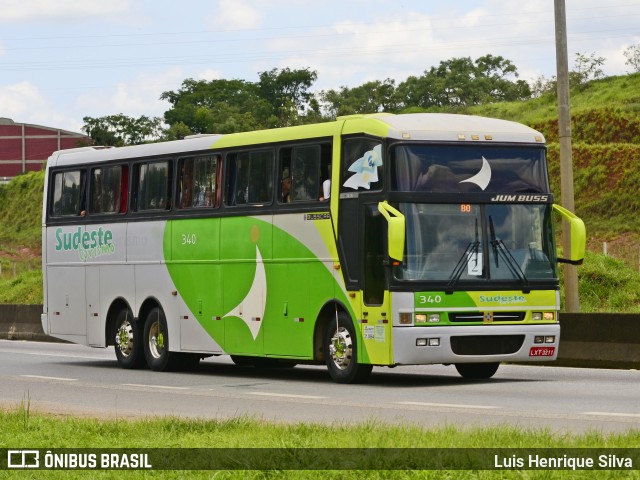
(41, 113), (585, 383)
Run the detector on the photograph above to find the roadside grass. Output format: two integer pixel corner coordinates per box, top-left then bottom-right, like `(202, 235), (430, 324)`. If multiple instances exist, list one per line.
(2, 404), (640, 479)
(0, 267), (42, 304)
(565, 251), (640, 313)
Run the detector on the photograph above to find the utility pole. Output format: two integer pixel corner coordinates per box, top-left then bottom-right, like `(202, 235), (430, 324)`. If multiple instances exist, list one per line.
(554, 0), (580, 312)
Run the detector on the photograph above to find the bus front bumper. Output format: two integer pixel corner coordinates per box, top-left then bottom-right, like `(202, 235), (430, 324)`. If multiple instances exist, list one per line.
(392, 324), (560, 365)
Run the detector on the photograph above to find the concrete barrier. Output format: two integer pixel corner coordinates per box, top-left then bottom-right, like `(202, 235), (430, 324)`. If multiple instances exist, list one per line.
(1, 305), (638, 369)
(0, 304), (64, 342)
(554, 313), (640, 369)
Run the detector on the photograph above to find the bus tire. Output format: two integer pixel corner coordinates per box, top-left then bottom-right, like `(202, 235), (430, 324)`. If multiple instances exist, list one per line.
(455, 362), (500, 379)
(324, 313), (372, 384)
(143, 307), (179, 371)
(113, 309), (145, 369)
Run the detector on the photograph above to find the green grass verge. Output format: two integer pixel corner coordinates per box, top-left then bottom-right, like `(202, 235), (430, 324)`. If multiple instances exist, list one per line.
(2, 405), (639, 479)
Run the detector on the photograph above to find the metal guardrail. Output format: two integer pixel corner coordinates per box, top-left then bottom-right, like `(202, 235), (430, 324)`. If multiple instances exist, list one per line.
(0, 305), (638, 369)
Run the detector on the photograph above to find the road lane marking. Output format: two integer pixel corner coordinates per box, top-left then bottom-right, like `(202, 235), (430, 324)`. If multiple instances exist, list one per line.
(583, 412), (640, 419)
(21, 375), (77, 381)
(123, 384), (189, 390)
(3, 350), (110, 360)
(397, 401), (498, 410)
(248, 392), (327, 400)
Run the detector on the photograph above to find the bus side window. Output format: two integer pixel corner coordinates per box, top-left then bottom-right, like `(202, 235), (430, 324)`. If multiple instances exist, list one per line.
(134, 161), (172, 211)
(51, 170), (86, 217)
(178, 155), (219, 209)
(90, 165), (125, 214)
(248, 150), (273, 204)
(290, 145), (320, 202)
(226, 150), (273, 206)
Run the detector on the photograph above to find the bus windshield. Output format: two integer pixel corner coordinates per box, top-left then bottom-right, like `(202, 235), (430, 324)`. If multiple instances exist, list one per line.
(394, 203), (557, 284)
(392, 144), (548, 193)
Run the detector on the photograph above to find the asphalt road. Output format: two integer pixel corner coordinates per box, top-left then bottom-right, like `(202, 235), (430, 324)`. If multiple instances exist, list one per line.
(1, 339), (639, 433)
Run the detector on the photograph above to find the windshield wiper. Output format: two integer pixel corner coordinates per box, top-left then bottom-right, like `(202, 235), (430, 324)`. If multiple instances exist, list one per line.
(488, 216), (530, 293)
(446, 219), (480, 293)
(489, 215), (499, 268)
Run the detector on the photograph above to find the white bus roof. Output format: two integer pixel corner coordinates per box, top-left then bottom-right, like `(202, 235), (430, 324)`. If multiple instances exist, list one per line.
(360, 113), (545, 144)
(47, 114), (544, 168)
(48, 135), (224, 167)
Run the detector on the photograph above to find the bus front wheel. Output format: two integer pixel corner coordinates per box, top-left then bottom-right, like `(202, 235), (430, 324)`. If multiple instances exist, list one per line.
(143, 307), (179, 371)
(113, 309), (145, 369)
(324, 313), (372, 384)
(455, 362), (500, 379)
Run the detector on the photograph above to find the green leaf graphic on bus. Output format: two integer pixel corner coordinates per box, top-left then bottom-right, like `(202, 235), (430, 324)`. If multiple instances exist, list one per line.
(163, 217), (348, 357)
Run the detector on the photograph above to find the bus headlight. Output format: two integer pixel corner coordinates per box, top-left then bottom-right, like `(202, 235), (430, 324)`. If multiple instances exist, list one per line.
(399, 312), (413, 325)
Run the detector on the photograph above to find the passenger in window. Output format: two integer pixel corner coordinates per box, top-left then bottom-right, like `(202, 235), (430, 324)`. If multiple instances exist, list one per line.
(320, 165), (331, 201)
(292, 164), (314, 201)
(281, 168), (291, 203)
(204, 187), (214, 207)
(180, 162), (193, 208)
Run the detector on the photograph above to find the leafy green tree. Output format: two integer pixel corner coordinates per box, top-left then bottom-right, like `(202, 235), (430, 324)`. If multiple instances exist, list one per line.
(161, 68), (319, 133)
(397, 54), (531, 108)
(322, 79), (400, 118)
(161, 78), (266, 134)
(257, 67), (318, 126)
(82, 114), (164, 146)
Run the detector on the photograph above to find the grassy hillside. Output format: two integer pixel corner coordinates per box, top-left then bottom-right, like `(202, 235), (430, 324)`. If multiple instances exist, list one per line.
(469, 73), (640, 269)
(0, 75), (639, 310)
(0, 170), (43, 304)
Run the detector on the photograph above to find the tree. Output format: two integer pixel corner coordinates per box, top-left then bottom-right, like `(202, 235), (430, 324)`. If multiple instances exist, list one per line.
(161, 78), (266, 134)
(623, 44), (640, 73)
(529, 51), (607, 97)
(161, 68), (319, 134)
(572, 52), (605, 86)
(82, 114), (164, 146)
(257, 67), (318, 126)
(321, 79), (400, 118)
(396, 54), (531, 108)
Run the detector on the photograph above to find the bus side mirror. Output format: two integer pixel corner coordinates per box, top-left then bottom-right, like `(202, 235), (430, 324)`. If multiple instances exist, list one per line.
(552, 204), (586, 265)
(378, 201), (405, 263)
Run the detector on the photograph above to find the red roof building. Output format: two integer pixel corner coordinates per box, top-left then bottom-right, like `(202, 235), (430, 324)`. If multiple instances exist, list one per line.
(0, 117), (90, 181)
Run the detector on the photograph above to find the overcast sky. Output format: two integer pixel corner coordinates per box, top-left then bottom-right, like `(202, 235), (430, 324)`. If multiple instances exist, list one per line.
(0, 0), (638, 133)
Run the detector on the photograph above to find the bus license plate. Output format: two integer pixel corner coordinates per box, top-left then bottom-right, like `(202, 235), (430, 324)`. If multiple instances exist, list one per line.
(529, 346), (555, 357)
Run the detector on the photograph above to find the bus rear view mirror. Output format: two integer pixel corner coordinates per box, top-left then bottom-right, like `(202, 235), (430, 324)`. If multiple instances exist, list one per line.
(377, 201), (405, 263)
(552, 204), (586, 265)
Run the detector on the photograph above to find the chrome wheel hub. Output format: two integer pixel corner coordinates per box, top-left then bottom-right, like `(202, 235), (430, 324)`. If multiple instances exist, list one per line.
(148, 321), (165, 359)
(329, 327), (353, 370)
(115, 321), (134, 357)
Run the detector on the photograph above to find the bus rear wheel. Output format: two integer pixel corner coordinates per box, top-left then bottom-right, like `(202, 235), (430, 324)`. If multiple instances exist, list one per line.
(455, 362), (500, 379)
(324, 313), (372, 384)
(114, 309), (145, 369)
(143, 307), (179, 371)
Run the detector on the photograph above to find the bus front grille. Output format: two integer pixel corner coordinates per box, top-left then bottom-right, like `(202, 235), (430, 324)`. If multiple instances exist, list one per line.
(450, 335), (525, 355)
(449, 312), (526, 323)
